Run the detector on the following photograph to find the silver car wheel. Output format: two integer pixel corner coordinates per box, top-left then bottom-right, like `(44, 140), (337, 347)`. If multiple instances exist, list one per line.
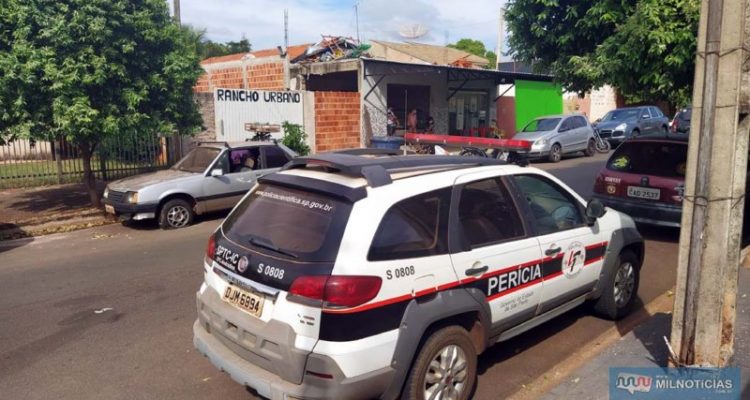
(167, 205), (190, 228)
(614, 262), (635, 307)
(424, 344), (468, 400)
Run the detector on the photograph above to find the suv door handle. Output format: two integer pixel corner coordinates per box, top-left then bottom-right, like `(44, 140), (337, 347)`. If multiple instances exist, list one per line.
(545, 246), (562, 256)
(465, 265), (488, 277)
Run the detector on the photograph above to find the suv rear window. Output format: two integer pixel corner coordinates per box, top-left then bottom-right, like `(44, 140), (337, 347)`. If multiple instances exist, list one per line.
(607, 141), (688, 178)
(222, 184), (352, 262)
(368, 188), (451, 261)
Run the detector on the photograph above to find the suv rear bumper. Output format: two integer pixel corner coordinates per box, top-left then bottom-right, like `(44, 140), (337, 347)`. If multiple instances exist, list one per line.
(194, 321), (393, 400)
(592, 193), (682, 228)
(194, 286), (395, 400)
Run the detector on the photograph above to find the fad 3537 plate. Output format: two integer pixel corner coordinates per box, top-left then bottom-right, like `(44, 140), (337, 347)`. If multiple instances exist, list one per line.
(627, 186), (660, 200)
(222, 284), (264, 318)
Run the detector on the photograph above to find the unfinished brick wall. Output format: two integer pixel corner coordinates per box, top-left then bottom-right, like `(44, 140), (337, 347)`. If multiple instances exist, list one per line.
(193, 61), (285, 93)
(314, 92), (361, 152)
(247, 62), (285, 90)
(193, 92), (215, 143)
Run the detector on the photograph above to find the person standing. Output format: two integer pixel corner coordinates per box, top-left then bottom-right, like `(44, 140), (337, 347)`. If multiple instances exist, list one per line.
(425, 116), (435, 133)
(407, 109), (418, 132)
(386, 107), (398, 136)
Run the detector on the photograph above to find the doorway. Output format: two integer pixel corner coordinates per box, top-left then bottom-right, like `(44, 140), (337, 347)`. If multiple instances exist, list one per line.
(387, 84), (431, 133)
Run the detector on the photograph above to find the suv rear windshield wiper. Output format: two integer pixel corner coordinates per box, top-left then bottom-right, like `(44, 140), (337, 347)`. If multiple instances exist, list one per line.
(248, 235), (298, 259)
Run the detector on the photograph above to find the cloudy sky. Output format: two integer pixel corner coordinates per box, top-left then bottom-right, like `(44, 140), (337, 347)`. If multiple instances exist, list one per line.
(177, 0), (508, 56)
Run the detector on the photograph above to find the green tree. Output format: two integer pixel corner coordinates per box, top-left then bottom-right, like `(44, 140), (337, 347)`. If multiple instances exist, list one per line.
(505, 0), (699, 106)
(188, 27), (252, 60)
(448, 38), (497, 69)
(0, 0), (203, 206)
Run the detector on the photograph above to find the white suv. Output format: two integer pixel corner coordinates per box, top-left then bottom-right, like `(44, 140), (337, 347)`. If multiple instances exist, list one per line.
(193, 154), (645, 400)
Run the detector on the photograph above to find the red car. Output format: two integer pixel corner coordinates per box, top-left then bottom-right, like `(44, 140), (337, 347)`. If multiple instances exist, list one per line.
(592, 135), (687, 227)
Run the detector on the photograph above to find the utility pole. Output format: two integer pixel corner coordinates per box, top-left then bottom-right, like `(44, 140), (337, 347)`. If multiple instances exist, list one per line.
(670, 0), (749, 367)
(354, 1), (360, 43)
(172, 0), (181, 25)
(284, 9), (289, 51)
(495, 9), (504, 70)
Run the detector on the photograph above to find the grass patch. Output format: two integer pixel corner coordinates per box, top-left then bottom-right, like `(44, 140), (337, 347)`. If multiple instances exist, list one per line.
(0, 157), (166, 189)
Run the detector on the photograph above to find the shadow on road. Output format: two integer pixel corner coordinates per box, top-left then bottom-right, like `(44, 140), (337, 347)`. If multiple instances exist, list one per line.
(477, 306), (586, 374)
(637, 225), (680, 243)
(0, 231), (34, 253)
(627, 312), (672, 366)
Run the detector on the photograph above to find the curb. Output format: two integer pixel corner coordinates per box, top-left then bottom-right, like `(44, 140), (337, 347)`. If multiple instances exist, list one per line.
(508, 290), (676, 400)
(0, 211), (119, 241)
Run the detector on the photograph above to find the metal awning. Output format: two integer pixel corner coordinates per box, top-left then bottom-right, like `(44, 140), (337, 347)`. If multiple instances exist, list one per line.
(361, 58), (554, 84)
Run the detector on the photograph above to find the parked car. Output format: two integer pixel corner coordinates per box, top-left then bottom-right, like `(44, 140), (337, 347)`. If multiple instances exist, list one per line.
(594, 106), (670, 145)
(195, 153), (644, 400)
(670, 106), (692, 134)
(103, 141), (296, 229)
(515, 114), (597, 162)
(592, 134), (687, 227)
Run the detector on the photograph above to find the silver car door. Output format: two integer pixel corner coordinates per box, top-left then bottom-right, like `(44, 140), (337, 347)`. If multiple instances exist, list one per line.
(558, 118), (574, 150)
(202, 148), (258, 212)
(573, 117), (588, 150)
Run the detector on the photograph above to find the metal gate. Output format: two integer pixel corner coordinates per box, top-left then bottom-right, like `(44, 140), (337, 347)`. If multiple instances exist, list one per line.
(0, 134), (182, 189)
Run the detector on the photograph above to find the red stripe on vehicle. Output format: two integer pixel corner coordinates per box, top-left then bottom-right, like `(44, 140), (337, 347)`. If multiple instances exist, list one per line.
(324, 242), (608, 315)
(584, 255), (605, 266)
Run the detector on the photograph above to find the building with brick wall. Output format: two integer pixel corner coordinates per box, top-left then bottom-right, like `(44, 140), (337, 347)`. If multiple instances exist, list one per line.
(192, 44), (309, 144)
(193, 41), (557, 154)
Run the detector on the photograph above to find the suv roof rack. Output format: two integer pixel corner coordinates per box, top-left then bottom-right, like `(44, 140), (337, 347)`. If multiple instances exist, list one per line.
(330, 148), (402, 157)
(198, 141), (230, 147)
(283, 154), (508, 188)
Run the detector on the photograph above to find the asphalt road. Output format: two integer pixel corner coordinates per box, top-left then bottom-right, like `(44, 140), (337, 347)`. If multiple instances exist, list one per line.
(0, 152), (680, 400)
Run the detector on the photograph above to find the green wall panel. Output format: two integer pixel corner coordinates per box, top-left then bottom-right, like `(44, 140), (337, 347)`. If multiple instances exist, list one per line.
(514, 80), (563, 132)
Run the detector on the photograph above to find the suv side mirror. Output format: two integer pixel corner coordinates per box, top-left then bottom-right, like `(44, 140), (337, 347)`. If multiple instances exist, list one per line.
(641, 114), (650, 119)
(210, 168), (224, 177)
(585, 199), (606, 224)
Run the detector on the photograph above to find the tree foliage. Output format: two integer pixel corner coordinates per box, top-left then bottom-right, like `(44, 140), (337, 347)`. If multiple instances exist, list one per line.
(281, 121), (310, 156)
(505, 0), (699, 106)
(0, 0), (203, 205)
(448, 38), (497, 69)
(192, 30), (252, 60)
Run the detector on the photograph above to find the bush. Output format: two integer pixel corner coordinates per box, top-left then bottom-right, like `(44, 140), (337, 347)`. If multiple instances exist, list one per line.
(281, 121), (310, 156)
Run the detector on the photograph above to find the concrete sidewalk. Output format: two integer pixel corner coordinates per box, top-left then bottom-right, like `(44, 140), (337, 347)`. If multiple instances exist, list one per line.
(0, 181), (115, 240)
(541, 267), (750, 399)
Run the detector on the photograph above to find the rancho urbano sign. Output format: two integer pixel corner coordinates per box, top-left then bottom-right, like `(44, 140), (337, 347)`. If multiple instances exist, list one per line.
(216, 89), (302, 104)
(214, 88), (306, 141)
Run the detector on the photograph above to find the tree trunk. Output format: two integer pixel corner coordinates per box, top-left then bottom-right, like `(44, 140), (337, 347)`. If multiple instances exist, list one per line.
(79, 143), (101, 208)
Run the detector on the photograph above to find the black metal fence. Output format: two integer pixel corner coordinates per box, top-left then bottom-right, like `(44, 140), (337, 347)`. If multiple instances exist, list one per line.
(0, 134), (187, 189)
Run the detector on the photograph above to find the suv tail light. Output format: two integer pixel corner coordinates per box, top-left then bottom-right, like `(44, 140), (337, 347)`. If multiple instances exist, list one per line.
(204, 235), (216, 266)
(289, 275), (382, 308)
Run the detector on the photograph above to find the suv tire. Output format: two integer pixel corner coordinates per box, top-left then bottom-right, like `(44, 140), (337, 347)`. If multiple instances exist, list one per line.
(402, 326), (477, 400)
(593, 251), (640, 320)
(158, 198), (194, 229)
(584, 139), (596, 157)
(548, 143), (562, 163)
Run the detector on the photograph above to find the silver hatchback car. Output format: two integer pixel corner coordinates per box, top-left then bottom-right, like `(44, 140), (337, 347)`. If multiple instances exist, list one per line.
(103, 141), (297, 229)
(515, 114), (596, 163)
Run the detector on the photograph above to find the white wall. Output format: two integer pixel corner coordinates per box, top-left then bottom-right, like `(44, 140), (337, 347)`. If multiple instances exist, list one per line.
(214, 88), (305, 142)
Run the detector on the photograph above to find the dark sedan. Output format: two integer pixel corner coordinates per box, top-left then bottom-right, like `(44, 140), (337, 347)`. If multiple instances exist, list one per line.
(594, 106), (670, 145)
